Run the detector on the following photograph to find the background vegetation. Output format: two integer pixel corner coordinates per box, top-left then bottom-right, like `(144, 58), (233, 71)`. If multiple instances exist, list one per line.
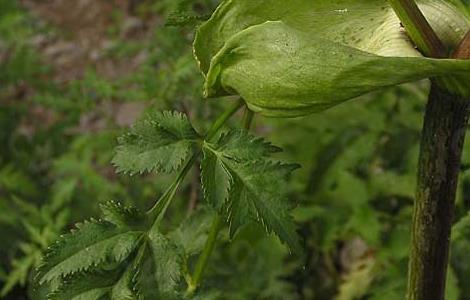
(1, 0), (470, 299)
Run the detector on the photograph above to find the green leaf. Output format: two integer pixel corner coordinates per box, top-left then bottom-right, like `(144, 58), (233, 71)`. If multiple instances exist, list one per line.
(201, 130), (280, 209)
(44, 232), (184, 300)
(47, 257), (143, 300)
(200, 147), (231, 210)
(135, 231), (183, 299)
(169, 207), (216, 256)
(100, 200), (148, 229)
(48, 271), (121, 300)
(194, 0), (470, 117)
(37, 201), (184, 299)
(210, 129), (282, 160)
(112, 111), (199, 175)
(38, 220), (144, 284)
(201, 130), (302, 253)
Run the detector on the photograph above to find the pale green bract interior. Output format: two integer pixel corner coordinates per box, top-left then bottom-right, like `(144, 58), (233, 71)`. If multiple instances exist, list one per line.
(194, 0), (470, 117)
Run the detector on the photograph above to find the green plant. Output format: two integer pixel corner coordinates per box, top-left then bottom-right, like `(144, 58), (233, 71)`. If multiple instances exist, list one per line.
(33, 99), (303, 299)
(1, 0), (469, 299)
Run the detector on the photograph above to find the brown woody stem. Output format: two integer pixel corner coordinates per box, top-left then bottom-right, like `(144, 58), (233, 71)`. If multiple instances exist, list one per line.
(388, 1), (470, 299)
(407, 84), (470, 300)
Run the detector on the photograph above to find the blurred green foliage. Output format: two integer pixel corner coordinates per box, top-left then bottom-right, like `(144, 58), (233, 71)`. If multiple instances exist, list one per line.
(1, 0), (470, 299)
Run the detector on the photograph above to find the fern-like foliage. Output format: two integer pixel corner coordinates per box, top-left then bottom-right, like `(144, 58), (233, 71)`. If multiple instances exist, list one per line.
(38, 200), (149, 285)
(0, 195), (72, 297)
(38, 113), (304, 298)
(37, 201), (184, 299)
(1, 244), (42, 296)
(38, 221), (145, 284)
(112, 111), (200, 175)
(169, 207), (215, 256)
(201, 129), (302, 253)
(200, 130), (281, 209)
(135, 231), (184, 300)
(100, 201), (149, 229)
(47, 270), (132, 300)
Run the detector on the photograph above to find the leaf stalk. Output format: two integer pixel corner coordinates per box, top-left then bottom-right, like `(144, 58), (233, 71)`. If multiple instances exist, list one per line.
(186, 105), (255, 295)
(186, 213), (222, 295)
(147, 99), (245, 229)
(388, 0), (446, 58)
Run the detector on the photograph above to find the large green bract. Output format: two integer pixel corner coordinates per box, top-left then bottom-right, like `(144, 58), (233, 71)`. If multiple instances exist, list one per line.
(194, 0), (470, 117)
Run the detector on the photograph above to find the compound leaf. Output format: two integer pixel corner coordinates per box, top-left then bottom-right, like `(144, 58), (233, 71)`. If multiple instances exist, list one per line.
(38, 220), (144, 284)
(200, 146), (231, 210)
(100, 200), (148, 229)
(133, 231), (184, 300)
(201, 129), (281, 209)
(112, 111), (199, 175)
(47, 256), (143, 300)
(212, 129), (281, 160)
(201, 130), (302, 253)
(44, 231), (184, 300)
(169, 207), (215, 256)
(227, 161), (301, 253)
(48, 271), (120, 300)
(38, 201), (184, 299)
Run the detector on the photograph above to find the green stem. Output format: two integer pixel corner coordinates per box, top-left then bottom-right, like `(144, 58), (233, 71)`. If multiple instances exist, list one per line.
(187, 104), (255, 295)
(205, 98), (245, 141)
(147, 154), (198, 227)
(147, 99), (245, 229)
(187, 213), (222, 295)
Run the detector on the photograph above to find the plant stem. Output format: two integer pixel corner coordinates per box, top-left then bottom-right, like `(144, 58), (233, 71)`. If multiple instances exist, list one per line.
(388, 0), (446, 58)
(147, 99), (245, 228)
(408, 84), (470, 300)
(407, 32), (470, 300)
(148, 154), (198, 228)
(187, 105), (255, 295)
(388, 0), (470, 298)
(452, 31), (470, 59)
(242, 107), (255, 130)
(388, 0), (462, 93)
(388, 1), (470, 298)
(186, 213), (222, 295)
(205, 98), (245, 141)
